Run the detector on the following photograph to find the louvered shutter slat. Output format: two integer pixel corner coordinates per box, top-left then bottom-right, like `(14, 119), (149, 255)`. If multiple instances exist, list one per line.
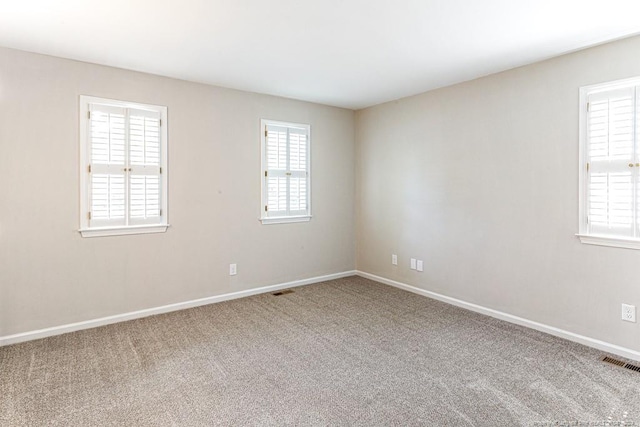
(266, 128), (287, 170)
(267, 176), (287, 213)
(90, 173), (126, 226)
(129, 174), (161, 223)
(130, 110), (161, 166)
(289, 177), (307, 212)
(289, 133), (307, 171)
(90, 108), (126, 165)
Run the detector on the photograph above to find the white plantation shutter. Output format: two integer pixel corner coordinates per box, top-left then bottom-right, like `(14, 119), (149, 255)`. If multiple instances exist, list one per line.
(584, 86), (639, 239)
(262, 120), (310, 222)
(88, 105), (127, 227)
(288, 128), (308, 214)
(265, 125), (289, 216)
(128, 109), (162, 225)
(81, 96), (167, 236)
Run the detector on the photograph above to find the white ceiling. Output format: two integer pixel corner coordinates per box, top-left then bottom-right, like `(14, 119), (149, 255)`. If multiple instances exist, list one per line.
(1, 1), (640, 109)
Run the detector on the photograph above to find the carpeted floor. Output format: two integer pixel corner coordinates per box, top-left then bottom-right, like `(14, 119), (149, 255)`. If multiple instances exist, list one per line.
(1, 276), (639, 426)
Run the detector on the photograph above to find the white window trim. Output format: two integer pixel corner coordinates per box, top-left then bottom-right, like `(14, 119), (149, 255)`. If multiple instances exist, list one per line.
(79, 95), (169, 238)
(576, 233), (640, 250)
(261, 215), (312, 225)
(260, 119), (311, 225)
(577, 76), (640, 249)
(79, 224), (170, 238)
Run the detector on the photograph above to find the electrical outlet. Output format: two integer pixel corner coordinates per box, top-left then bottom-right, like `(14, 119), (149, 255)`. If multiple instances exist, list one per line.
(410, 258), (416, 270)
(622, 304), (636, 322)
(229, 263), (237, 276)
(391, 254), (398, 265)
(417, 260), (424, 272)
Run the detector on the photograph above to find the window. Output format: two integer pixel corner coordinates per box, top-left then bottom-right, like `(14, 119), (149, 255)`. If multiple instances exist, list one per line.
(578, 77), (640, 249)
(79, 96), (168, 237)
(260, 119), (311, 224)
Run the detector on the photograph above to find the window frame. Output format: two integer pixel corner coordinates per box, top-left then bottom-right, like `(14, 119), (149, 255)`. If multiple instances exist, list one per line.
(79, 95), (169, 238)
(577, 76), (640, 249)
(260, 119), (311, 225)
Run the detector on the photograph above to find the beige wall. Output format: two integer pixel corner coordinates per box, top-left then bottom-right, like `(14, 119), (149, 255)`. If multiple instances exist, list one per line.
(356, 35), (640, 353)
(0, 47), (355, 337)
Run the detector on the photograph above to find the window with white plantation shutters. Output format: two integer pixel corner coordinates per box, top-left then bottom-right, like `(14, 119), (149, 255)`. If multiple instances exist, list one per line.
(79, 96), (168, 237)
(261, 119), (311, 224)
(579, 78), (640, 249)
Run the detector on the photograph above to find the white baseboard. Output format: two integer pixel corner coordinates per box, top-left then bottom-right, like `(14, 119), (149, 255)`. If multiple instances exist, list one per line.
(6, 269), (639, 362)
(357, 271), (640, 362)
(0, 270), (357, 347)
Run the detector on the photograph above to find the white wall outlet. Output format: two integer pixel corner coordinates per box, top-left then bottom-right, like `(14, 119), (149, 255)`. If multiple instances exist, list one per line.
(229, 263), (237, 276)
(622, 304), (636, 322)
(391, 254), (398, 265)
(410, 258), (417, 270)
(417, 260), (424, 272)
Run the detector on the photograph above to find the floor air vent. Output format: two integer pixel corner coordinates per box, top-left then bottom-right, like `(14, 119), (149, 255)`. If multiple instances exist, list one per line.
(601, 356), (640, 373)
(272, 289), (294, 296)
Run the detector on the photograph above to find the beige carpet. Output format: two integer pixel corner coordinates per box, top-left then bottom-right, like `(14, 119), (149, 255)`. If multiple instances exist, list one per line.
(1, 276), (639, 426)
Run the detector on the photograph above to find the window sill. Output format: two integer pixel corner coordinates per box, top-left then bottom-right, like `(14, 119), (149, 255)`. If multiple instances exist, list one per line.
(576, 234), (640, 250)
(260, 215), (311, 225)
(79, 224), (170, 238)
